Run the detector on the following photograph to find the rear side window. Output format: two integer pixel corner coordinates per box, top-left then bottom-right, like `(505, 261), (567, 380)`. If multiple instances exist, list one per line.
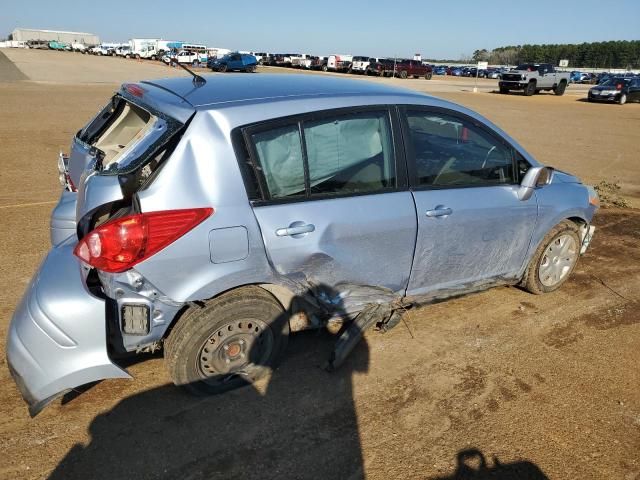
(247, 109), (395, 201)
(252, 125), (305, 199)
(405, 110), (514, 187)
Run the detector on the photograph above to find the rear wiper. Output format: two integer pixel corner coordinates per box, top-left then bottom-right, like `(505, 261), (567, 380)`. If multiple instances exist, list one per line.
(170, 59), (206, 86)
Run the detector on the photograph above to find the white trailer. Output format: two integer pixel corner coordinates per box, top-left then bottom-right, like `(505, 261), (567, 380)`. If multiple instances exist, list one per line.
(129, 38), (161, 59)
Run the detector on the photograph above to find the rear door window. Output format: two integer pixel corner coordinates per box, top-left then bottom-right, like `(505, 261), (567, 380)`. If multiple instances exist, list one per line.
(247, 109), (396, 201)
(303, 111), (395, 195)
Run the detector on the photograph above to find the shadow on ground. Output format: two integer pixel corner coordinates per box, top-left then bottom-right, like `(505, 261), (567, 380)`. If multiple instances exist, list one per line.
(48, 286), (370, 480)
(431, 449), (548, 480)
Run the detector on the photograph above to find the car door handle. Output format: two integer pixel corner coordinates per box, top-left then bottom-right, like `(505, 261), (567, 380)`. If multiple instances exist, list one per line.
(425, 207), (453, 218)
(275, 223), (315, 237)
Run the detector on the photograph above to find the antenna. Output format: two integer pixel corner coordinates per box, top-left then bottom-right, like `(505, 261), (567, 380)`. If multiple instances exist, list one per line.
(171, 58), (206, 86)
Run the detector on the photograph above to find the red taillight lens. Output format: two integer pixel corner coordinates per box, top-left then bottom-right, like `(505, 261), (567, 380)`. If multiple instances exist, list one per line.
(74, 208), (213, 273)
(616, 83), (623, 90)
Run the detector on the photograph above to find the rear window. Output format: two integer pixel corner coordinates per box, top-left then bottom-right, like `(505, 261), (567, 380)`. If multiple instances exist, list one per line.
(76, 93), (183, 174)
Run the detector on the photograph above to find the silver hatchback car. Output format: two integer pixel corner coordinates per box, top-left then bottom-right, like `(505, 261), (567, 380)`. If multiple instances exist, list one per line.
(7, 74), (598, 415)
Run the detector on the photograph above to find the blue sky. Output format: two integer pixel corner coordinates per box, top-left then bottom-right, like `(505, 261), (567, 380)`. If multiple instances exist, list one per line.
(3, 0), (639, 59)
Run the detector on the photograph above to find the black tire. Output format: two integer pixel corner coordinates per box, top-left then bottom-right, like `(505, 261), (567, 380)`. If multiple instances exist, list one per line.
(618, 93), (627, 105)
(192, 60), (199, 67)
(322, 64), (328, 72)
(135, 54), (141, 60)
(219, 64), (228, 73)
(524, 81), (536, 96)
(554, 81), (567, 96)
(399, 70), (408, 79)
(125, 54), (130, 59)
(425, 72), (432, 80)
(246, 65), (256, 73)
(164, 286), (289, 395)
(522, 220), (581, 294)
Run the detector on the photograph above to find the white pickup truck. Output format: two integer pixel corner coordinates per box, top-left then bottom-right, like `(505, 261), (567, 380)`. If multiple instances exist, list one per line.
(351, 56), (378, 74)
(163, 50), (208, 66)
(499, 63), (570, 96)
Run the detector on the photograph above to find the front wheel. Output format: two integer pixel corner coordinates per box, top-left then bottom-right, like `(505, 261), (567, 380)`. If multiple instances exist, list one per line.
(192, 60), (199, 67)
(425, 72), (432, 80)
(164, 286), (289, 395)
(618, 93), (627, 105)
(246, 64), (256, 73)
(399, 70), (408, 79)
(522, 221), (581, 294)
(219, 64), (228, 73)
(524, 81), (536, 96)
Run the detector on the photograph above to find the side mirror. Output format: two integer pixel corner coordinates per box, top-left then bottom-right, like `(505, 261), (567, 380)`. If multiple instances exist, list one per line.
(518, 166), (553, 201)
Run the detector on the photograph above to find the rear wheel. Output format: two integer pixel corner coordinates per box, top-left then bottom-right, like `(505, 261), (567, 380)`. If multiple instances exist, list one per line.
(164, 286), (289, 395)
(322, 64), (328, 72)
(522, 221), (581, 294)
(246, 64), (256, 73)
(192, 60), (199, 67)
(219, 64), (228, 73)
(554, 81), (567, 96)
(399, 70), (408, 79)
(524, 81), (536, 96)
(618, 93), (627, 105)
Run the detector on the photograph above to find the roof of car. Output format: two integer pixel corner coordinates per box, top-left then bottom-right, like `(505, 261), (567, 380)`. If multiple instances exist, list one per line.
(140, 73), (427, 108)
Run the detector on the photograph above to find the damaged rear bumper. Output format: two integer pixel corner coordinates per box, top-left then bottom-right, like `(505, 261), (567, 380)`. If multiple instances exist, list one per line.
(6, 240), (131, 417)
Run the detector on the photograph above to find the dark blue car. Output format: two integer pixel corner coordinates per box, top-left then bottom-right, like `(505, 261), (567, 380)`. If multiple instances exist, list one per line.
(208, 53), (258, 72)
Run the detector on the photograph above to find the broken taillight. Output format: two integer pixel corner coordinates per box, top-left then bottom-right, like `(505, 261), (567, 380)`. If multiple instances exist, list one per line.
(74, 208), (213, 273)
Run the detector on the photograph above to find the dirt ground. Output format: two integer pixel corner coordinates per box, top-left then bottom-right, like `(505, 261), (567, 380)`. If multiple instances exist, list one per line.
(0, 49), (638, 480)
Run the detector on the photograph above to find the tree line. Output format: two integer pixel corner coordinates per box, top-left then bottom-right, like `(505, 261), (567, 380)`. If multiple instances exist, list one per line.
(469, 41), (640, 69)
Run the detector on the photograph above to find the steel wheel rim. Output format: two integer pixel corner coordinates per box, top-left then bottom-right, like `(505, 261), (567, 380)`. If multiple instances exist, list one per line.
(538, 234), (578, 287)
(197, 318), (273, 383)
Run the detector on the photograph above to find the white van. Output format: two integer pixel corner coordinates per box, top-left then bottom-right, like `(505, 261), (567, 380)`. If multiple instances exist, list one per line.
(325, 54), (353, 72)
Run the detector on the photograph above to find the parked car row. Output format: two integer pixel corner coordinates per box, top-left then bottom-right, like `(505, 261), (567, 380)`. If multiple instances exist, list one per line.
(258, 53), (435, 80)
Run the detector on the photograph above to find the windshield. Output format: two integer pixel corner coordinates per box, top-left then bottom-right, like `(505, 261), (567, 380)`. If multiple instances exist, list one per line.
(601, 77), (630, 87)
(515, 64), (538, 71)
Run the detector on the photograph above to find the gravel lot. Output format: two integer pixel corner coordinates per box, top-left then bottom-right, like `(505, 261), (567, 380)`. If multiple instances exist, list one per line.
(0, 49), (638, 480)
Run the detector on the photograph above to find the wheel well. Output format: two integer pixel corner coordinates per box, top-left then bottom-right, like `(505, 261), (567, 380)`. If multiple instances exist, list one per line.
(162, 283), (297, 342)
(567, 216), (587, 228)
